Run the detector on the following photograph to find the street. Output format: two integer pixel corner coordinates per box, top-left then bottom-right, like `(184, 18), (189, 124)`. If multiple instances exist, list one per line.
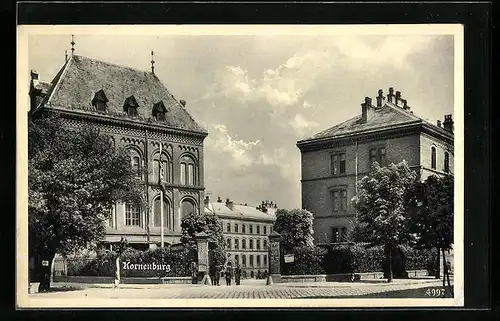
(29, 277), (453, 299)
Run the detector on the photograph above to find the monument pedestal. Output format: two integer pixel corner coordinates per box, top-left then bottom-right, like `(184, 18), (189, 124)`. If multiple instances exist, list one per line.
(267, 231), (282, 284)
(195, 231), (211, 285)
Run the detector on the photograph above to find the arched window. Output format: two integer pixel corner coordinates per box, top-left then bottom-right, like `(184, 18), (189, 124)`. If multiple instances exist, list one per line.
(181, 198), (197, 217)
(444, 151), (450, 173)
(153, 197), (173, 231)
(152, 151), (172, 184)
(179, 155), (197, 186)
(431, 146), (437, 170)
(128, 148), (142, 179)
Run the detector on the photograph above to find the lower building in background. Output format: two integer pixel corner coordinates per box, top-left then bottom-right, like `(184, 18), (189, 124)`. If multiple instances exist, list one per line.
(204, 196), (277, 278)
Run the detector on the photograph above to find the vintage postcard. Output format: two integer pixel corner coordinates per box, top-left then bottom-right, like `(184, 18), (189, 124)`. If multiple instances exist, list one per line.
(17, 24), (464, 308)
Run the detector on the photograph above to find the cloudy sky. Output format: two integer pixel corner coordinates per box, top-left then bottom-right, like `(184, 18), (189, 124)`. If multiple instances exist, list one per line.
(27, 28), (455, 209)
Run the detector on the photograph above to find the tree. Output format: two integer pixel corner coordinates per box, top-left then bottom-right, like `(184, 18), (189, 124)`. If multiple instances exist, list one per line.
(180, 212), (226, 270)
(273, 209), (315, 253)
(352, 161), (417, 282)
(407, 174), (453, 286)
(28, 113), (143, 292)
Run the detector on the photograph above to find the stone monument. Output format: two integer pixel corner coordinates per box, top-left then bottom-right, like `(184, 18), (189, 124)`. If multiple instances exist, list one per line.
(267, 231), (282, 284)
(195, 231), (211, 285)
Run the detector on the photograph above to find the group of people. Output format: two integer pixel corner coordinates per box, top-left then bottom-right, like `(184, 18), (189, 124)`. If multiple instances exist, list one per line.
(209, 263), (242, 286)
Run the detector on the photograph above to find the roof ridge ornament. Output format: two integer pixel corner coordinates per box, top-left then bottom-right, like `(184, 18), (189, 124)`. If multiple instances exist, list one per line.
(71, 35), (75, 56)
(151, 50), (155, 74)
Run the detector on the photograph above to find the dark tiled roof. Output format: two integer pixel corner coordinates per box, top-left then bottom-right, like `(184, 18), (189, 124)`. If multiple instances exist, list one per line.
(300, 102), (451, 143)
(205, 202), (276, 222)
(43, 55), (206, 133)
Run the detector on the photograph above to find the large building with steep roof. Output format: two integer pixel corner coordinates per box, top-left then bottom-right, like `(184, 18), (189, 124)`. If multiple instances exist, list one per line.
(296, 88), (454, 244)
(29, 54), (208, 249)
(204, 196), (277, 278)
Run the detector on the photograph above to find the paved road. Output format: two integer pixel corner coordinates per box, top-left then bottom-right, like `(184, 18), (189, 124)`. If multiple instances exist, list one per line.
(30, 278), (450, 299)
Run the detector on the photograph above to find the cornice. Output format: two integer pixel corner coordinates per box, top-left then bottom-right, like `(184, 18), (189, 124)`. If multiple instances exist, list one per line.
(44, 107), (208, 140)
(297, 121), (453, 153)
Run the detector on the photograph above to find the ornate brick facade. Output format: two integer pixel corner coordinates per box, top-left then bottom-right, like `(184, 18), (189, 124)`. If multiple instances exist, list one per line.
(29, 55), (208, 249)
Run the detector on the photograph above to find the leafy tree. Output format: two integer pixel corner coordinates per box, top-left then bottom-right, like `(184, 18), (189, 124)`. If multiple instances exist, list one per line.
(352, 161), (418, 282)
(407, 174), (454, 285)
(28, 113), (143, 292)
(180, 212), (226, 270)
(273, 209), (315, 253)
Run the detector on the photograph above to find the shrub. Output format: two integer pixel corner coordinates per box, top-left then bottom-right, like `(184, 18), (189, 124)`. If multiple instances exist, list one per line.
(281, 246), (326, 275)
(66, 246), (196, 277)
(400, 245), (438, 274)
(323, 243), (384, 274)
(322, 243), (438, 275)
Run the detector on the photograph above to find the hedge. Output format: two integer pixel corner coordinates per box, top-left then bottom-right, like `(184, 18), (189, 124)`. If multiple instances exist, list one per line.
(281, 246), (327, 275)
(323, 243), (438, 275)
(67, 247), (196, 277)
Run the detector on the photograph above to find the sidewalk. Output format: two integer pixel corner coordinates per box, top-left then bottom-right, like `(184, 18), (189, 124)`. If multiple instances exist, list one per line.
(45, 276), (447, 291)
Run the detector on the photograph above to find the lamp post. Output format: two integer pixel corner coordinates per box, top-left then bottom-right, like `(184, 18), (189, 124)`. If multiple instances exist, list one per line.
(159, 143), (164, 248)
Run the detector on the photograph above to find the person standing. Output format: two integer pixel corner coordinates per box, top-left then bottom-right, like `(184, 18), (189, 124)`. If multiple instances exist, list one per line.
(191, 262), (198, 284)
(209, 264), (216, 286)
(235, 263), (242, 285)
(225, 266), (232, 286)
(214, 265), (220, 286)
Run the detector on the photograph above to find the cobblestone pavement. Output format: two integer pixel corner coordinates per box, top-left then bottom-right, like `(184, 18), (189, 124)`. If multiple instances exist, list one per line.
(30, 278), (449, 299)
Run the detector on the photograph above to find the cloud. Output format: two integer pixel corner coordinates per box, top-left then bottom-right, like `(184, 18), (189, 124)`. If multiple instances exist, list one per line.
(289, 113), (320, 137)
(208, 124), (260, 167)
(198, 36), (435, 115)
(333, 35), (435, 72)
(199, 50), (331, 113)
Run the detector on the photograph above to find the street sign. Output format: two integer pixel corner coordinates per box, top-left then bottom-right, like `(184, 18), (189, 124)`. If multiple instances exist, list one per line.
(284, 254), (295, 263)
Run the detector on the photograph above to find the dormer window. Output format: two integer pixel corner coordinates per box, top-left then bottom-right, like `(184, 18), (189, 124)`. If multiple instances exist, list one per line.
(123, 95), (139, 117)
(92, 89), (109, 112)
(152, 101), (167, 121)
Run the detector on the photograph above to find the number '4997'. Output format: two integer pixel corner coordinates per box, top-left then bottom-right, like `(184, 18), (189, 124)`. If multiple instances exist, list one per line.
(425, 288), (446, 297)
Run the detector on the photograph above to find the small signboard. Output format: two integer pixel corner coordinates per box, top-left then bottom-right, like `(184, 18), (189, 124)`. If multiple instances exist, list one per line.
(284, 254), (295, 263)
(41, 260), (49, 267)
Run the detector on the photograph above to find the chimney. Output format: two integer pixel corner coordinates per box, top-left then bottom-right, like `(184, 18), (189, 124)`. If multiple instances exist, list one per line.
(402, 99), (410, 111)
(30, 70), (40, 88)
(217, 196), (222, 203)
(395, 91), (402, 105)
(204, 195), (210, 207)
(443, 114), (454, 133)
(437, 120), (442, 128)
(376, 89), (385, 108)
(361, 97), (372, 123)
(226, 198), (234, 209)
(387, 87), (395, 103)
(29, 70), (41, 112)
(179, 100), (186, 107)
